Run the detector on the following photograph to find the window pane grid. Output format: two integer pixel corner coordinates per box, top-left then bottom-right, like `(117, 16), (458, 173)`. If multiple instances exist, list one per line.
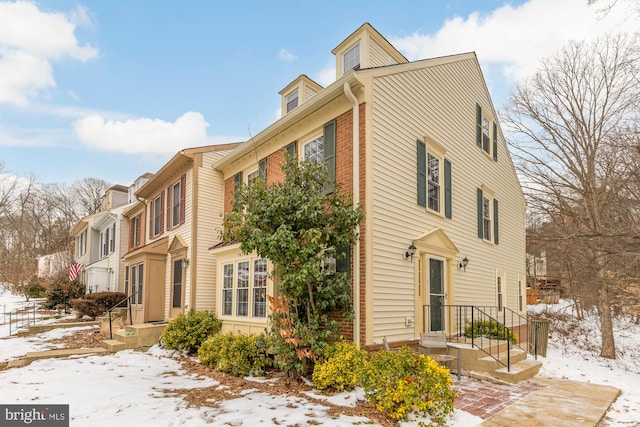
(253, 259), (267, 318)
(172, 182), (181, 227)
(223, 264), (233, 316)
(236, 261), (249, 316)
(427, 153), (440, 212)
(483, 196), (491, 240)
(482, 115), (490, 153)
(303, 136), (324, 163)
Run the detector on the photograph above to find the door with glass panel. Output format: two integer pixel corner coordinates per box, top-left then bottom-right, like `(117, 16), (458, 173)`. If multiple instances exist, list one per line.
(429, 258), (445, 332)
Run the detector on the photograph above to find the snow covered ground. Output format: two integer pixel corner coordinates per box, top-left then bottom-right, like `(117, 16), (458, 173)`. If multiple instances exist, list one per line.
(1, 290), (638, 426)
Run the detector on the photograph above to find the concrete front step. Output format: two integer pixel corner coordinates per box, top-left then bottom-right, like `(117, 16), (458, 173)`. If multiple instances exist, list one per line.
(17, 321), (100, 336)
(491, 358), (543, 384)
(102, 322), (167, 353)
(475, 348), (528, 372)
(7, 347), (110, 368)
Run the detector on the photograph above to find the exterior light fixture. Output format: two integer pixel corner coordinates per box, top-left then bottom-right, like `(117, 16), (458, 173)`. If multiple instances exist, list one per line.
(182, 258), (190, 268)
(405, 242), (417, 263)
(458, 256), (469, 272)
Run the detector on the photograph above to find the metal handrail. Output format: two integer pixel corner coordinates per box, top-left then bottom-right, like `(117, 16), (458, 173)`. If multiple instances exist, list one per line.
(422, 304), (532, 372)
(3, 301), (38, 337)
(106, 290), (137, 339)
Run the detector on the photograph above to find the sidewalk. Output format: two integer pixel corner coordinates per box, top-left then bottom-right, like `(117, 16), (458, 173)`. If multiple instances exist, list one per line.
(453, 376), (621, 426)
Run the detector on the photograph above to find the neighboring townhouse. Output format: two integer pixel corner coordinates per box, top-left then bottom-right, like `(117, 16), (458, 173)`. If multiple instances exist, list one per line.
(121, 144), (240, 324)
(209, 23), (526, 347)
(71, 185), (130, 293)
(35, 251), (69, 280)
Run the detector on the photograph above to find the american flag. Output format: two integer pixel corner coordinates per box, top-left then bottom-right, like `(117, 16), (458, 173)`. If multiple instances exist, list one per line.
(69, 261), (83, 282)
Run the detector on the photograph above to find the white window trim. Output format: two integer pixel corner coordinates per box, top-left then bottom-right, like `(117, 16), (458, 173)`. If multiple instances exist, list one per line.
(342, 42), (360, 75)
(496, 270), (506, 312)
(220, 257), (269, 321)
(247, 169), (259, 187)
(481, 184), (495, 244)
(286, 89), (299, 113)
(478, 105), (496, 159)
(303, 134), (324, 163)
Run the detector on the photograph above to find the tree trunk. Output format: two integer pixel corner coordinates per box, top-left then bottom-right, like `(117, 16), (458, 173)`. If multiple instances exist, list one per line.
(596, 283), (616, 359)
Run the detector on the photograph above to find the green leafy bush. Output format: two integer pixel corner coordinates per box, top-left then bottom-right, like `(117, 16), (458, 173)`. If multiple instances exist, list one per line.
(162, 310), (222, 354)
(198, 332), (271, 376)
(464, 320), (518, 344)
(360, 347), (457, 425)
(312, 341), (368, 392)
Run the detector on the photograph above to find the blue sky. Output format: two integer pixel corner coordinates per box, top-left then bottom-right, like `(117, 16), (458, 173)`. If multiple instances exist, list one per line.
(0, 0), (636, 186)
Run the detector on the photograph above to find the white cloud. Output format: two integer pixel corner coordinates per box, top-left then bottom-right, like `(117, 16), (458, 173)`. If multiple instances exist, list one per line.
(0, 1), (98, 106)
(315, 62), (336, 88)
(73, 112), (211, 154)
(0, 124), (70, 148)
(278, 48), (297, 63)
(389, 0), (637, 83)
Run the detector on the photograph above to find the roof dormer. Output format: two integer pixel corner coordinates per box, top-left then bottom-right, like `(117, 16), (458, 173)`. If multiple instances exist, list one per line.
(278, 74), (323, 116)
(332, 22), (408, 79)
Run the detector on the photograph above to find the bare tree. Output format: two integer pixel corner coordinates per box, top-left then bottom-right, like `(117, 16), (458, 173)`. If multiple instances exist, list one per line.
(72, 177), (111, 216)
(503, 34), (640, 358)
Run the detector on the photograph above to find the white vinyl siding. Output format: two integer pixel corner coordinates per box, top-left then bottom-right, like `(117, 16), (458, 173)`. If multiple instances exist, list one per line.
(368, 56), (526, 341)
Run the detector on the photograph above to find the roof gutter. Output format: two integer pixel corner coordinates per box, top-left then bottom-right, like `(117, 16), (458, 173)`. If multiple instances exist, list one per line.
(343, 82), (361, 347)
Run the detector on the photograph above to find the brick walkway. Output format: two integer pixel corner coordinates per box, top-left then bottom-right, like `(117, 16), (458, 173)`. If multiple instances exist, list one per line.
(453, 377), (542, 419)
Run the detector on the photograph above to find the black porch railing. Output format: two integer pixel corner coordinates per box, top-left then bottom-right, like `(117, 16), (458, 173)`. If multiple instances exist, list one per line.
(2, 301), (38, 337)
(105, 290), (137, 339)
(422, 305), (535, 372)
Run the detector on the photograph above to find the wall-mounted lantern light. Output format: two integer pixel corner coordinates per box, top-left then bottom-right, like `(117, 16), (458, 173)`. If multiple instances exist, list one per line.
(405, 242), (417, 263)
(458, 256), (469, 272)
(182, 258), (190, 268)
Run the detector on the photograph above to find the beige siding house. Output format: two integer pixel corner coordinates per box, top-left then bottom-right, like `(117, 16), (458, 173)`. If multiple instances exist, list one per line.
(122, 144), (240, 324)
(210, 23), (526, 347)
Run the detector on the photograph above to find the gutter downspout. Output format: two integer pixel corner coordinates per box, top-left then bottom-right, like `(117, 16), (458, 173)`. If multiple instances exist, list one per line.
(343, 82), (361, 346)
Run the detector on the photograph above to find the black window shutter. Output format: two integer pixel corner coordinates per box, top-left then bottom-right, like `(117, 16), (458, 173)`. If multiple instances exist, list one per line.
(234, 172), (242, 202)
(417, 140), (426, 207)
(444, 159), (452, 219)
(286, 141), (297, 158)
(493, 198), (499, 245)
(476, 103), (482, 147)
(477, 188), (484, 239)
(323, 120), (336, 194)
(493, 122), (498, 162)
(258, 158), (267, 181)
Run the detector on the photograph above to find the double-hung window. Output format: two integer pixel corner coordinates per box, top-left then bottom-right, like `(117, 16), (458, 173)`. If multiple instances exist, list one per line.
(153, 195), (162, 236)
(475, 103), (498, 161)
(236, 261), (249, 316)
(247, 170), (259, 188)
(286, 90), (299, 113)
(427, 153), (440, 212)
(222, 264), (233, 316)
(172, 181), (181, 227)
(417, 138), (452, 218)
(342, 42), (360, 74)
(477, 186), (499, 244)
(303, 135), (324, 163)
(253, 259), (267, 318)
(221, 258), (268, 319)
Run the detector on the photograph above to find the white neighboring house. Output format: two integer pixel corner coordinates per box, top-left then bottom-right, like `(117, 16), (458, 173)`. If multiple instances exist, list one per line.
(72, 184), (134, 294)
(35, 251), (70, 280)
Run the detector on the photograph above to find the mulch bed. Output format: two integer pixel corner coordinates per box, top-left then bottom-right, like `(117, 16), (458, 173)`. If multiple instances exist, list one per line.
(175, 358), (396, 426)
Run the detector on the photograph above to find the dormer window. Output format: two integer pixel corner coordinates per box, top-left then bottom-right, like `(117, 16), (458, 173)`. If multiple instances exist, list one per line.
(342, 42), (360, 74)
(286, 90), (299, 113)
